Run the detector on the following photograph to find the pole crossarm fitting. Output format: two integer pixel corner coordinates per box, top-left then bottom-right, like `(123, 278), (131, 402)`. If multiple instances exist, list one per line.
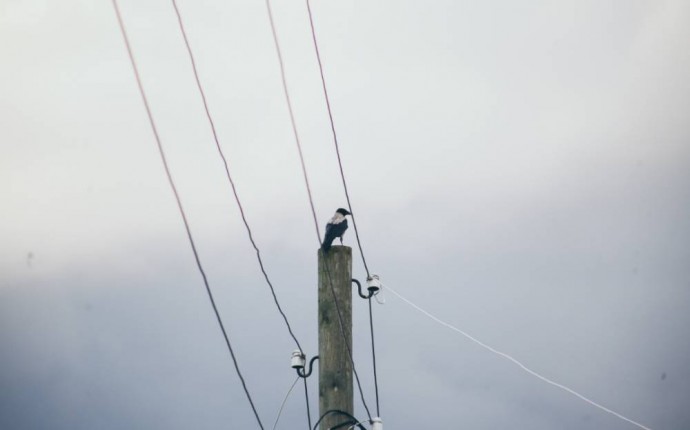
(291, 350), (319, 378)
(352, 277), (380, 300)
(298, 355), (319, 378)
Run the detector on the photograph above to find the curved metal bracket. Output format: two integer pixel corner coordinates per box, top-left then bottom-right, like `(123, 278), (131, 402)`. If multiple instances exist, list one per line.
(330, 420), (366, 430)
(353, 278), (380, 299)
(297, 355), (319, 378)
(352, 278), (374, 299)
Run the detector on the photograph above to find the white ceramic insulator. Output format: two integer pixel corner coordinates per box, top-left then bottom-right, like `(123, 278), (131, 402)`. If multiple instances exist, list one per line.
(367, 275), (381, 291)
(290, 350), (305, 369)
(371, 417), (383, 430)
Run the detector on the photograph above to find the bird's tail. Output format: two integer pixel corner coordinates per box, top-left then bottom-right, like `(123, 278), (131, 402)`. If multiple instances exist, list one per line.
(321, 235), (337, 252)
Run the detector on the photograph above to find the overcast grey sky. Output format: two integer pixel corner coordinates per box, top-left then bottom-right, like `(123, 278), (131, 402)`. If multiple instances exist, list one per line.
(1, 1), (689, 429)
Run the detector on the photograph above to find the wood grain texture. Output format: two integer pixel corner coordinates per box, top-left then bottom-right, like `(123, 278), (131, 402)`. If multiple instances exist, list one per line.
(318, 246), (353, 430)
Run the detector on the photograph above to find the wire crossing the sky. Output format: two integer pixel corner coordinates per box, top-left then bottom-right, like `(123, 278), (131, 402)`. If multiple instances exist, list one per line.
(111, 1), (264, 428)
(170, 0), (304, 355)
(386, 284), (654, 430)
(263, 0), (374, 421)
(367, 297), (381, 416)
(304, 0), (371, 280)
(272, 377), (300, 430)
(264, 0), (321, 241)
(303, 1), (381, 417)
(302, 378), (313, 430)
(321, 257), (373, 421)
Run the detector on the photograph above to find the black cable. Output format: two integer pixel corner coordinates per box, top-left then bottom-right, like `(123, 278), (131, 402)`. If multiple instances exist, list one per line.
(111, 2), (264, 428)
(303, 0), (371, 279)
(312, 410), (366, 430)
(368, 297), (380, 417)
(303, 1), (381, 415)
(264, 0), (321, 240)
(303, 377), (313, 430)
(170, 0), (303, 355)
(263, 0), (373, 421)
(321, 257), (373, 421)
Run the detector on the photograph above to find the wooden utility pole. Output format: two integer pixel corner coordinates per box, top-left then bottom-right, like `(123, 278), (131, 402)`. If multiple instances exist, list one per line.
(318, 245), (353, 430)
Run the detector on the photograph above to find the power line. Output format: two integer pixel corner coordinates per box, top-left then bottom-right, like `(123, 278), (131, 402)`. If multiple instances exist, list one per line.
(303, 0), (371, 280)
(110, 1), (264, 428)
(303, 2), (380, 416)
(170, 0), (304, 355)
(303, 377), (313, 430)
(367, 297), (380, 416)
(271, 377), (300, 430)
(320, 257), (373, 421)
(263, 0), (320, 240)
(170, 3), (317, 428)
(385, 284), (654, 430)
(263, 0), (374, 421)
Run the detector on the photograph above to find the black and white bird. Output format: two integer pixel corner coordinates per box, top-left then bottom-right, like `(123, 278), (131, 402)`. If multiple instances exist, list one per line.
(321, 208), (351, 252)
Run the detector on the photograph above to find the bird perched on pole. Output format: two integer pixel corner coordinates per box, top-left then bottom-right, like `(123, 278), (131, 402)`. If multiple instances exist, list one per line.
(322, 208), (351, 252)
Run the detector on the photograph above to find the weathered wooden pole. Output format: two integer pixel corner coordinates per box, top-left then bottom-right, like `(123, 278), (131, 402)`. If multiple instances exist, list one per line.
(318, 245), (353, 430)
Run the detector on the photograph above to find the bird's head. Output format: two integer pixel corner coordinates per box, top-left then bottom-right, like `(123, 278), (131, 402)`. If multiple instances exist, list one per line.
(336, 208), (351, 216)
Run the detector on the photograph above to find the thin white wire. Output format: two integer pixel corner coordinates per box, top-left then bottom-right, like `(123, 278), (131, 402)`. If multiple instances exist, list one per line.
(385, 285), (653, 430)
(271, 376), (301, 430)
(373, 284), (386, 305)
